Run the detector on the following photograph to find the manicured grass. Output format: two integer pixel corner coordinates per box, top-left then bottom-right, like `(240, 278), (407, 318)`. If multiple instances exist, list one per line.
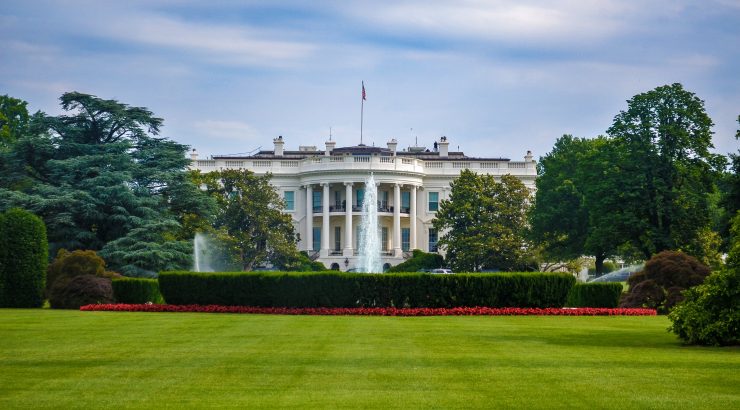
(1, 310), (738, 409)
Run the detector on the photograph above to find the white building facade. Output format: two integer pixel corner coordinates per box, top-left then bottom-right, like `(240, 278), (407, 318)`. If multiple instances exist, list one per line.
(190, 137), (536, 271)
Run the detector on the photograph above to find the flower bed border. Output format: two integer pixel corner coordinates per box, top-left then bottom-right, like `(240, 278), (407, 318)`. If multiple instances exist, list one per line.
(80, 304), (656, 316)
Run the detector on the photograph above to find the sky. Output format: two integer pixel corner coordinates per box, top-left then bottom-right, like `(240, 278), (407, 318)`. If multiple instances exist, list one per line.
(1, 0), (739, 160)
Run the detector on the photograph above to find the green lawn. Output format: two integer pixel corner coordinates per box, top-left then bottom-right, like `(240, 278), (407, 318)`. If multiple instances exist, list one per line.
(1, 310), (738, 409)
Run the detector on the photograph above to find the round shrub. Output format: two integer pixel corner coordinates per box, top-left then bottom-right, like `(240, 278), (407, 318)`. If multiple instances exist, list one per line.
(46, 249), (106, 294)
(49, 274), (114, 309)
(620, 251), (710, 313)
(0, 208), (48, 307)
(668, 268), (739, 346)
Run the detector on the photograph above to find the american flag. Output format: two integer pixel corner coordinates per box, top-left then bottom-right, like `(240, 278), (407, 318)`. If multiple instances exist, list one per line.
(362, 82), (366, 100)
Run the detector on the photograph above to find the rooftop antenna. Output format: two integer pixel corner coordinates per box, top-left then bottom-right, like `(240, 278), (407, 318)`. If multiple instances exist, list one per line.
(329, 127), (332, 141)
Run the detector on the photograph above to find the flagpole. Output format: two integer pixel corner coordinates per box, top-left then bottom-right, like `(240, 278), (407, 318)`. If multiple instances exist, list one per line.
(360, 81), (364, 145)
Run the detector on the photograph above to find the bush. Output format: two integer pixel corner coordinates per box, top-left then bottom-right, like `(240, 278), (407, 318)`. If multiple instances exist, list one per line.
(566, 283), (623, 308)
(46, 249), (106, 295)
(668, 268), (739, 346)
(49, 275), (114, 309)
(158, 271), (576, 308)
(112, 277), (163, 304)
(0, 208), (48, 307)
(387, 250), (444, 273)
(620, 251), (710, 313)
(46, 249), (118, 309)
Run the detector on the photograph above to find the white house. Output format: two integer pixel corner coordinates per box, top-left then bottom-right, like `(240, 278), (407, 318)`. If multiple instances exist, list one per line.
(190, 136), (536, 271)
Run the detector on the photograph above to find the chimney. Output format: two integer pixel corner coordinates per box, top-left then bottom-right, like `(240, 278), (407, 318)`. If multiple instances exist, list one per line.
(438, 136), (449, 158)
(525, 150), (533, 162)
(325, 140), (336, 156)
(273, 136), (284, 156)
(387, 138), (398, 155)
(190, 148), (198, 161)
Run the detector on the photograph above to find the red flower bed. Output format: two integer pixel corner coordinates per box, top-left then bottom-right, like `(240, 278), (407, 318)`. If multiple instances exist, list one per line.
(80, 304), (656, 316)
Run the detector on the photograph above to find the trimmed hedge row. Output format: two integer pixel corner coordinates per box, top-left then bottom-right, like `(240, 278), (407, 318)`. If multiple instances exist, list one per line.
(566, 282), (623, 308)
(0, 208), (48, 308)
(112, 277), (164, 304)
(158, 271), (576, 308)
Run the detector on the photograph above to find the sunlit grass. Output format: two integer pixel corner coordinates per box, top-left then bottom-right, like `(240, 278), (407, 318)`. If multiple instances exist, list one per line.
(1, 309), (738, 409)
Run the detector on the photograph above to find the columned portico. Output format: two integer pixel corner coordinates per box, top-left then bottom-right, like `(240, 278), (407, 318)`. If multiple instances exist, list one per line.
(321, 182), (330, 257)
(410, 184), (418, 250)
(393, 183), (402, 256)
(344, 182), (353, 256)
(305, 184), (313, 252)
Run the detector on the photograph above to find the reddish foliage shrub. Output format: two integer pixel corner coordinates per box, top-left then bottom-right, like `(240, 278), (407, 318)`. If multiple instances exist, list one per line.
(621, 251), (710, 313)
(46, 249), (106, 294)
(50, 275), (114, 309)
(80, 304), (657, 316)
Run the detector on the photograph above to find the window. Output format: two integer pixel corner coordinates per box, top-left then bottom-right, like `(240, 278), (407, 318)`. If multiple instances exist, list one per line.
(313, 191), (322, 212)
(428, 228), (438, 252)
(356, 226), (362, 249)
(356, 188), (365, 208)
(401, 228), (410, 251)
(334, 226), (341, 251)
(381, 191), (389, 209)
(428, 192), (439, 212)
(401, 191), (410, 211)
(284, 191), (295, 211)
(381, 227), (389, 251)
(334, 191), (341, 208)
(312, 227), (321, 252)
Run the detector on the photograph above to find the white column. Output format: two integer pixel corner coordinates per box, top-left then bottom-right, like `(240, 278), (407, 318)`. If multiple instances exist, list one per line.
(393, 183), (401, 256)
(321, 183), (330, 257)
(344, 182), (353, 256)
(305, 185), (313, 252)
(410, 185), (417, 250)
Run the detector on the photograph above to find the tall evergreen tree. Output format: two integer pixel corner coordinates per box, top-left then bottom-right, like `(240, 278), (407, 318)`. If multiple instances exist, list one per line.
(0, 92), (214, 275)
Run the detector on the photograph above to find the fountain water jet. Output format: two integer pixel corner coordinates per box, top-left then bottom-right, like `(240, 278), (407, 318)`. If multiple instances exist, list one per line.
(193, 232), (215, 272)
(357, 173), (382, 273)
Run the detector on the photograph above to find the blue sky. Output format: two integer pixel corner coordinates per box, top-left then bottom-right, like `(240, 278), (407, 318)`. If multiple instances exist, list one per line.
(2, 0), (738, 160)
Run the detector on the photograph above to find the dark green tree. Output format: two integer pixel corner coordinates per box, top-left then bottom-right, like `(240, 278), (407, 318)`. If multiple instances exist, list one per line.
(199, 169), (297, 271)
(433, 170), (532, 272)
(0, 208), (48, 307)
(0, 95), (30, 150)
(605, 83), (718, 260)
(0, 92), (213, 274)
(529, 135), (620, 273)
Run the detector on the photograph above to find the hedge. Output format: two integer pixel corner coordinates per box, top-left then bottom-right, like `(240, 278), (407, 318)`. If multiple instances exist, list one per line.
(0, 208), (48, 308)
(566, 282), (623, 308)
(112, 277), (164, 304)
(158, 271), (576, 308)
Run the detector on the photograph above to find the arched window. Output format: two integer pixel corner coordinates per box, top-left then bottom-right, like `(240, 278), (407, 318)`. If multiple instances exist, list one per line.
(383, 263), (391, 272)
(330, 263), (340, 271)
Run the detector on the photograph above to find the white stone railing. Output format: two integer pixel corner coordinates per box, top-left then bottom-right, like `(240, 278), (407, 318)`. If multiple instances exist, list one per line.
(191, 155), (535, 176)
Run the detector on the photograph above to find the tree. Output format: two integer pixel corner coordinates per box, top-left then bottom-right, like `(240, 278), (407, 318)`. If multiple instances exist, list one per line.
(199, 169), (297, 271)
(0, 95), (30, 150)
(433, 170), (532, 272)
(528, 135), (619, 273)
(0, 92), (213, 274)
(605, 83), (718, 259)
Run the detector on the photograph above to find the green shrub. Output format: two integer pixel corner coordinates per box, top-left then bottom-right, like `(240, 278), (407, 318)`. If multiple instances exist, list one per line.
(668, 268), (739, 346)
(566, 283), (623, 308)
(0, 208), (48, 308)
(112, 277), (163, 304)
(387, 250), (444, 273)
(620, 251), (710, 313)
(46, 249), (106, 294)
(158, 271), (575, 308)
(47, 249), (118, 309)
(49, 275), (114, 309)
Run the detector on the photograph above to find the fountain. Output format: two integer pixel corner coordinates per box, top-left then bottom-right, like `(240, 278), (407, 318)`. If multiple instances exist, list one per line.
(357, 173), (383, 273)
(193, 232), (215, 272)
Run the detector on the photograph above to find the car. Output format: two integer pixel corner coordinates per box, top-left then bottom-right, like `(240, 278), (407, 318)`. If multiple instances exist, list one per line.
(430, 268), (454, 274)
